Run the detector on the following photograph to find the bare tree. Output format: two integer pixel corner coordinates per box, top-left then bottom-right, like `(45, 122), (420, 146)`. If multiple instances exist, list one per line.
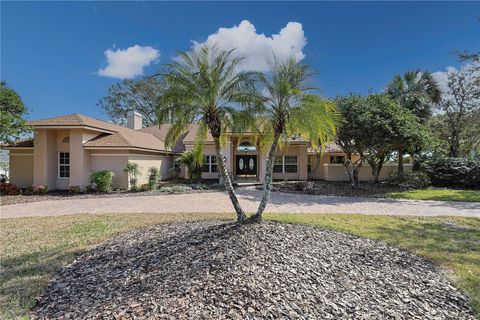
(437, 63), (480, 157)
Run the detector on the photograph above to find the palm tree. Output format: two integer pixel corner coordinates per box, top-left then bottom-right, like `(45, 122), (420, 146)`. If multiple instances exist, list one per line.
(124, 162), (141, 190)
(158, 45), (259, 223)
(175, 150), (201, 181)
(249, 59), (340, 222)
(386, 70), (441, 172)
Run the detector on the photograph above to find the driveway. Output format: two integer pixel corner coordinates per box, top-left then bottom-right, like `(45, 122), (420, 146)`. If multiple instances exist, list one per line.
(1, 188), (479, 219)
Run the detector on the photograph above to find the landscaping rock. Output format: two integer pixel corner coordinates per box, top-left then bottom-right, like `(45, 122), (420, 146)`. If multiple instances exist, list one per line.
(32, 221), (475, 319)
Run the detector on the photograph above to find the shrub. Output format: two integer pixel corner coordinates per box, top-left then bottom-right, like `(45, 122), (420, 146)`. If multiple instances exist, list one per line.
(159, 185), (192, 193)
(169, 165), (181, 180)
(0, 183), (20, 195)
(387, 172), (431, 189)
(419, 157), (480, 189)
(24, 186), (35, 195)
(85, 184), (95, 193)
(69, 185), (81, 193)
(90, 170), (115, 193)
(303, 181), (316, 194)
(34, 184), (48, 195)
(190, 183), (207, 190)
(148, 167), (161, 191)
(124, 162), (141, 191)
(210, 183), (225, 190)
(294, 181), (306, 191)
(140, 184), (150, 191)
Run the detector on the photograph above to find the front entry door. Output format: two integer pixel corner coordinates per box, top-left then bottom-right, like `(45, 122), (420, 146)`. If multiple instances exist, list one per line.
(236, 155), (257, 179)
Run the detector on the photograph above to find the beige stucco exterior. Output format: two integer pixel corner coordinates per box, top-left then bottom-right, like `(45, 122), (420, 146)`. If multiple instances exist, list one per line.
(9, 149), (34, 188)
(7, 127), (174, 191)
(6, 115), (413, 190)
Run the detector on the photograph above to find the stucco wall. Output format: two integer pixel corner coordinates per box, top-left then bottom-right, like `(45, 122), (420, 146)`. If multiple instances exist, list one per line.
(33, 129), (58, 189)
(128, 154), (173, 187)
(90, 153), (129, 190)
(273, 144), (308, 181)
(9, 150), (34, 188)
(323, 163), (412, 182)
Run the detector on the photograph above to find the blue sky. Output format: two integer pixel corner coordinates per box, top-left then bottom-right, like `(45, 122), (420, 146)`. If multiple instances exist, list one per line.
(2, 1), (479, 122)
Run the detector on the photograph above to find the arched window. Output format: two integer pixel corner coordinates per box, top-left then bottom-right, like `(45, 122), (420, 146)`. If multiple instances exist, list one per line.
(237, 141), (256, 152)
(62, 136), (70, 143)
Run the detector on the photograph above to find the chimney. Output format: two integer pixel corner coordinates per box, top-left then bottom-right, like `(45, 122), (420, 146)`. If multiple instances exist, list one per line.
(127, 111), (142, 130)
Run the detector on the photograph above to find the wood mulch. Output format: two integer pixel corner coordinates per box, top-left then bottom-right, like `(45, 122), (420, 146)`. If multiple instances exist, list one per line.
(33, 221), (474, 319)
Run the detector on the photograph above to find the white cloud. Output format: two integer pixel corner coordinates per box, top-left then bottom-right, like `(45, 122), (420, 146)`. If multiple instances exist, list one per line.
(193, 20), (307, 71)
(432, 66), (457, 95)
(433, 63), (479, 95)
(98, 45), (160, 79)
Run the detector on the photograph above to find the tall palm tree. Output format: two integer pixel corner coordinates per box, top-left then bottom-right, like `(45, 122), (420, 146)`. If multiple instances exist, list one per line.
(249, 59), (340, 222)
(386, 70), (441, 172)
(157, 45), (259, 223)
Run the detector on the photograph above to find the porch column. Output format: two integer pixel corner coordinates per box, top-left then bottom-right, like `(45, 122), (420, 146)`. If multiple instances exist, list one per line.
(69, 129), (89, 189)
(33, 129), (57, 188)
(221, 141), (232, 174)
(298, 145), (308, 180)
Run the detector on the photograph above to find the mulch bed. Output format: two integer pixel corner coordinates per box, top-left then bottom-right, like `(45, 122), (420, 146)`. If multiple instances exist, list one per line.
(268, 180), (407, 198)
(32, 221), (474, 319)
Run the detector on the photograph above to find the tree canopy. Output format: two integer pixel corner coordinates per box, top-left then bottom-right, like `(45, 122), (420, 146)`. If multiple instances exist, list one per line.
(97, 77), (166, 127)
(0, 82), (30, 143)
(386, 70), (441, 121)
(431, 61), (480, 157)
(336, 94), (427, 183)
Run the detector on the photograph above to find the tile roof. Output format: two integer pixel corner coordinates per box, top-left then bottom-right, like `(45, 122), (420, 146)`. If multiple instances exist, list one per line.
(29, 114), (121, 132)
(83, 125), (167, 152)
(139, 124), (187, 153)
(25, 114), (341, 154)
(30, 114), (169, 152)
(3, 138), (34, 148)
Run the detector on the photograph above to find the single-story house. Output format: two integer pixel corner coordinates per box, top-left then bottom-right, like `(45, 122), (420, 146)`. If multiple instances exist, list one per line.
(5, 112), (412, 190)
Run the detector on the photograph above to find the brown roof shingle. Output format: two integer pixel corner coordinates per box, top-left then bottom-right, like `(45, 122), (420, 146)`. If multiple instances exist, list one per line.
(29, 114), (122, 132)
(31, 114), (170, 152)
(3, 138), (34, 148)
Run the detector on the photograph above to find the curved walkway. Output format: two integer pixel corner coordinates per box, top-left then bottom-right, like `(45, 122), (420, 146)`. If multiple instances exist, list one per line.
(1, 188), (479, 219)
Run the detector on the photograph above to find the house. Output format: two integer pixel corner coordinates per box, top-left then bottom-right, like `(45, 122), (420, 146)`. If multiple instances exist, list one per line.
(5, 112), (412, 190)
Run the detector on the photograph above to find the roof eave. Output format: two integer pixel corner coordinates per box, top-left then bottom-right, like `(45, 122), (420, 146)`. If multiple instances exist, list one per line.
(84, 146), (176, 155)
(31, 125), (116, 134)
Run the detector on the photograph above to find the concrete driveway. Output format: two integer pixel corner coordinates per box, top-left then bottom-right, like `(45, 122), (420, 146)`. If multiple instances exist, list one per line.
(1, 188), (479, 219)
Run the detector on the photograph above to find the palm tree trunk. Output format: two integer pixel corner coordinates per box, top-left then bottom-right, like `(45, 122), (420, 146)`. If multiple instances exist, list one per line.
(250, 133), (280, 223)
(213, 137), (246, 223)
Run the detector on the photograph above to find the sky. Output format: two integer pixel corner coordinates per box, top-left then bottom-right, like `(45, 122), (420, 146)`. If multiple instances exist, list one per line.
(1, 1), (479, 122)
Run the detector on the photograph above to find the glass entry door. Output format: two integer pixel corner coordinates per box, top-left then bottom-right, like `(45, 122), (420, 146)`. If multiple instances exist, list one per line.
(235, 155), (257, 179)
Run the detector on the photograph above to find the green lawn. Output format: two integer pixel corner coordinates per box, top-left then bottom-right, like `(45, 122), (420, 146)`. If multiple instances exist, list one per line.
(379, 188), (480, 202)
(1, 213), (479, 319)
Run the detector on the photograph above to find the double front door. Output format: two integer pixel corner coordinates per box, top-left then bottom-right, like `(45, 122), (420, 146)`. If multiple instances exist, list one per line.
(235, 155), (257, 179)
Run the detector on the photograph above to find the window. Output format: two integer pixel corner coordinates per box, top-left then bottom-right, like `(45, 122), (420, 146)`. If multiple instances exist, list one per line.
(58, 152), (70, 178)
(273, 156), (298, 173)
(284, 156), (298, 173)
(202, 155), (218, 173)
(273, 156), (283, 173)
(330, 155), (345, 164)
(307, 156), (312, 173)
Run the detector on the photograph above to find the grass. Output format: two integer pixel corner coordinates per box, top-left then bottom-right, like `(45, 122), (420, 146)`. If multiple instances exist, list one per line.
(1, 213), (479, 319)
(379, 188), (480, 202)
